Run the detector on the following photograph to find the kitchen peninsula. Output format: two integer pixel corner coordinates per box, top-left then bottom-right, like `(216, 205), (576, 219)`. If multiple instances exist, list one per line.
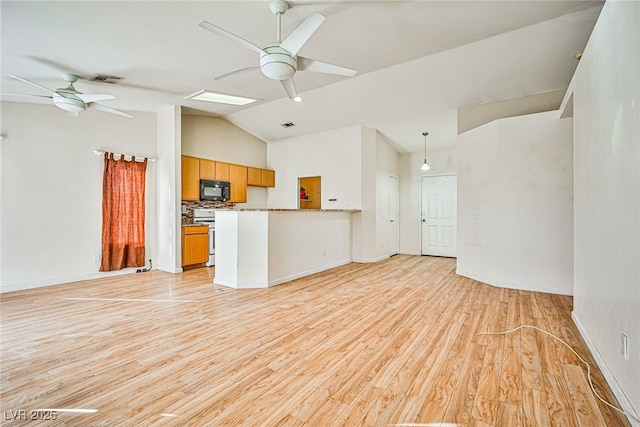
(214, 209), (359, 289)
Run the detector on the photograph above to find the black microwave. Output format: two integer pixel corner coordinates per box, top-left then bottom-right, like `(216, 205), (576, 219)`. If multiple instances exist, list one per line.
(200, 179), (231, 202)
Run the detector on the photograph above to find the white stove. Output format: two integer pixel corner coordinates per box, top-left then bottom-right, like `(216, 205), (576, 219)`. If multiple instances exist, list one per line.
(192, 208), (216, 267)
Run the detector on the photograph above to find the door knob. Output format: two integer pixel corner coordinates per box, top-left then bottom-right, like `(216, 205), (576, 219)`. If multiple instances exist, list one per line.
(422, 219), (426, 222)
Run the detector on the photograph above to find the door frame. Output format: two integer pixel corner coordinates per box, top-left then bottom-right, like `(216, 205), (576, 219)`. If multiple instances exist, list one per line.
(389, 175), (400, 256)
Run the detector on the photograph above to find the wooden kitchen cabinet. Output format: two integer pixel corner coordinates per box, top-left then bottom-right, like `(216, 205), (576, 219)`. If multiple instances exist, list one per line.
(261, 169), (275, 187)
(247, 166), (275, 187)
(199, 159), (216, 180)
(247, 167), (261, 186)
(229, 164), (247, 203)
(182, 225), (209, 267)
(215, 161), (230, 181)
(181, 156), (200, 201)
(182, 155), (274, 202)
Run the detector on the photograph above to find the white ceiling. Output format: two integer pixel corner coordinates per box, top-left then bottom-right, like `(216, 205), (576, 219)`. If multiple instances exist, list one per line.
(1, 1), (603, 153)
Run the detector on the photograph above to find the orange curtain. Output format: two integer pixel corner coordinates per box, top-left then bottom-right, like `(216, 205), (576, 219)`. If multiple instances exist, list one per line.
(100, 153), (148, 272)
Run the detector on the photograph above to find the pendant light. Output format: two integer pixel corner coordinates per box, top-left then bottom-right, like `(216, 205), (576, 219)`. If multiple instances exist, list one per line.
(420, 131), (431, 171)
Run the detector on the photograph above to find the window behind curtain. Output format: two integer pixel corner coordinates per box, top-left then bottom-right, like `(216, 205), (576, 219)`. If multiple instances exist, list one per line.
(100, 153), (147, 272)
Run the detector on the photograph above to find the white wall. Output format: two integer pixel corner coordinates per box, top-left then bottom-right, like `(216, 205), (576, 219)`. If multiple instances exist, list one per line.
(457, 110), (574, 295)
(374, 131), (400, 259)
(181, 115), (267, 167)
(156, 105), (182, 273)
(571, 0), (640, 421)
(353, 127), (377, 261)
(1, 102), (157, 292)
(267, 125), (400, 263)
(268, 211), (352, 286)
(352, 126), (401, 263)
(214, 210), (352, 288)
(457, 89), (566, 134)
(398, 148), (457, 255)
(214, 210), (269, 288)
(267, 126), (362, 210)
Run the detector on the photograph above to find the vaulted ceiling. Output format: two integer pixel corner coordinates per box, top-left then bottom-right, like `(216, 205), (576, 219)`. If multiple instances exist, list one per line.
(1, 1), (603, 152)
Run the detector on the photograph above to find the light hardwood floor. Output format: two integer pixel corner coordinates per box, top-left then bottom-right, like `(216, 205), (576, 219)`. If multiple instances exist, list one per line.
(0, 255), (631, 426)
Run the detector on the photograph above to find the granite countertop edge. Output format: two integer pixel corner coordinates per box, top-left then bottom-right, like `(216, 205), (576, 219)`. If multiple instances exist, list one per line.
(183, 209), (361, 225)
(217, 208), (361, 212)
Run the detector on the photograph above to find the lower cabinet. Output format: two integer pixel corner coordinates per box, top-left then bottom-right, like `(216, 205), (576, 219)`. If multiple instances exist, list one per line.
(182, 225), (209, 267)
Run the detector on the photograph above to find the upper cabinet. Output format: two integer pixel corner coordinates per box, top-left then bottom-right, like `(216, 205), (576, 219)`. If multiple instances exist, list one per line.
(261, 169), (275, 187)
(181, 156), (200, 201)
(247, 166), (275, 188)
(215, 161), (230, 181)
(247, 167), (261, 186)
(181, 155), (273, 203)
(229, 164), (247, 203)
(199, 159), (216, 180)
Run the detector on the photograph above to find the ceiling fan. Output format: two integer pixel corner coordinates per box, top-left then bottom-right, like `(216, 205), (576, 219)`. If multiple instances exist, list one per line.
(8, 74), (133, 118)
(199, 0), (357, 101)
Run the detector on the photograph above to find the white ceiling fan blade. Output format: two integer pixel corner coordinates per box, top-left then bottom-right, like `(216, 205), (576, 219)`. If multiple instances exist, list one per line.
(280, 12), (325, 55)
(77, 93), (116, 103)
(280, 78), (298, 99)
(215, 66), (260, 81)
(297, 57), (357, 77)
(1, 92), (53, 101)
(88, 103), (133, 118)
(199, 21), (264, 55)
(10, 75), (56, 94)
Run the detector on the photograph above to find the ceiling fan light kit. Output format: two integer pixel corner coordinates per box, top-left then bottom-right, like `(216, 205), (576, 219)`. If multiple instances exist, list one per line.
(52, 95), (86, 113)
(260, 44), (297, 80)
(198, 0), (356, 101)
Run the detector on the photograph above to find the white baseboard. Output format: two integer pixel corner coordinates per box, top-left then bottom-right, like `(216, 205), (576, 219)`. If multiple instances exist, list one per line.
(1, 268), (140, 293)
(213, 277), (269, 289)
(268, 259), (352, 287)
(352, 255), (390, 263)
(399, 250), (421, 256)
(455, 268), (573, 296)
(455, 268), (493, 286)
(571, 312), (640, 426)
(157, 265), (183, 274)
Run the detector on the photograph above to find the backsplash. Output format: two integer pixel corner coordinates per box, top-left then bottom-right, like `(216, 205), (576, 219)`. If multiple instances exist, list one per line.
(181, 200), (233, 223)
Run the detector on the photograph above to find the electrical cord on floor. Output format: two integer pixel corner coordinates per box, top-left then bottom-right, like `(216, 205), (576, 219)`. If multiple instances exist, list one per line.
(136, 259), (152, 273)
(479, 324), (640, 424)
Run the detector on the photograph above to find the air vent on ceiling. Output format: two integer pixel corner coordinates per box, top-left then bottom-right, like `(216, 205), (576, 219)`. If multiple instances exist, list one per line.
(281, 122), (295, 128)
(89, 74), (124, 84)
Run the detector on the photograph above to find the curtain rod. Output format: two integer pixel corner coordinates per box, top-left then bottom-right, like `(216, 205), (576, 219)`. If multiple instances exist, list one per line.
(93, 149), (156, 162)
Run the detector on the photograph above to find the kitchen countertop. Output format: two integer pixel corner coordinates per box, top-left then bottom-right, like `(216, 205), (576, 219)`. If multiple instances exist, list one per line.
(182, 209), (360, 226)
(215, 208), (361, 212)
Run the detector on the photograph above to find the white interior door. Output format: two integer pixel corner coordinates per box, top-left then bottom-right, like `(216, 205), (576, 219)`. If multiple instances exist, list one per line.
(389, 175), (400, 256)
(421, 175), (457, 257)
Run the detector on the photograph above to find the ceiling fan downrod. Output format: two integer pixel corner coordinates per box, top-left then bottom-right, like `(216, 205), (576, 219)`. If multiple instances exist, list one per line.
(269, 0), (289, 43)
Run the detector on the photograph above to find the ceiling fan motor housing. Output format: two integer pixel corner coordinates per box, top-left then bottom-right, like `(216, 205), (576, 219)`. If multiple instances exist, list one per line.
(260, 44), (296, 80)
